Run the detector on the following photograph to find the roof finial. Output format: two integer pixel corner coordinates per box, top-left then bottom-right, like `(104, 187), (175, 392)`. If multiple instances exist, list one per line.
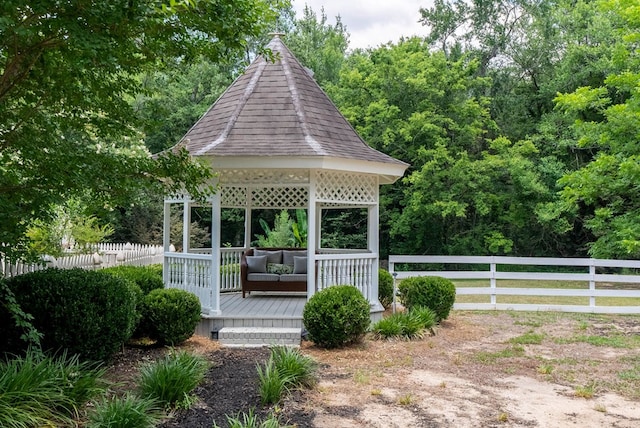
(269, 32), (285, 38)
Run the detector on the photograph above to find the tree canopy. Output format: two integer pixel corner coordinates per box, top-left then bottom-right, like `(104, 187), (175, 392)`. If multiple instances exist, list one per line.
(0, 0), (276, 258)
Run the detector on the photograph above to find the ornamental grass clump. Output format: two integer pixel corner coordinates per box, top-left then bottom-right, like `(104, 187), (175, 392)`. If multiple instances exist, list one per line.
(302, 285), (370, 349)
(257, 346), (318, 405)
(138, 350), (208, 409)
(86, 394), (163, 428)
(371, 306), (437, 340)
(397, 276), (456, 321)
(0, 349), (107, 428)
(138, 350), (207, 406)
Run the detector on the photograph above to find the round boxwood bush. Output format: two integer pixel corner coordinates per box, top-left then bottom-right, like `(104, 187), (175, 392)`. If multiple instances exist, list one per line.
(144, 288), (201, 345)
(397, 276), (456, 321)
(103, 265), (164, 338)
(103, 265), (164, 295)
(378, 269), (394, 309)
(302, 285), (370, 349)
(2, 268), (137, 361)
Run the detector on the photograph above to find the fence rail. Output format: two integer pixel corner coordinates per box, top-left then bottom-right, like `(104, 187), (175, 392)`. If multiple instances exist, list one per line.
(1, 244), (164, 279)
(388, 255), (640, 314)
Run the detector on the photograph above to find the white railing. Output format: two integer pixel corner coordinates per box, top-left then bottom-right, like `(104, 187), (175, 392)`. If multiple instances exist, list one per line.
(1, 244), (164, 279)
(316, 252), (378, 302)
(220, 247), (243, 292)
(388, 255), (640, 314)
(165, 253), (215, 313)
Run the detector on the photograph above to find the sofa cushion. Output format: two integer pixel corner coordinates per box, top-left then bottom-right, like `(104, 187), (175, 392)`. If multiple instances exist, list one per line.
(293, 256), (307, 274)
(283, 249), (306, 266)
(279, 274), (307, 282)
(246, 255), (268, 273)
(247, 273), (280, 282)
(254, 249), (283, 264)
(267, 263), (294, 274)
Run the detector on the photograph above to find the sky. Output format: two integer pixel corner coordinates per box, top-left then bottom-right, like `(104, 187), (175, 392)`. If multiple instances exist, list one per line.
(291, 0), (434, 50)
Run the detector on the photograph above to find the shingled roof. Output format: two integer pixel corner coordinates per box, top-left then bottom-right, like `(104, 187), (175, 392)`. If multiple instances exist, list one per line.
(177, 36), (407, 172)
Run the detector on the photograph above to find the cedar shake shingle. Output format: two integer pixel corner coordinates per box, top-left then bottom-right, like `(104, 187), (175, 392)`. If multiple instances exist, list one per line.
(177, 36), (406, 167)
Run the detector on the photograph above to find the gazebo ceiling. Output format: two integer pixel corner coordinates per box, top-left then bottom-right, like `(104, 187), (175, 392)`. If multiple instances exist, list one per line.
(175, 35), (408, 183)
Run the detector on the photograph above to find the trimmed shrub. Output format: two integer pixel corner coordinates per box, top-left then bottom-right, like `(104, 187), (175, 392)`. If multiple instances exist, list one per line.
(302, 285), (370, 349)
(144, 288), (201, 345)
(103, 265), (164, 295)
(378, 269), (394, 309)
(103, 265), (164, 338)
(2, 268), (137, 361)
(397, 276), (456, 321)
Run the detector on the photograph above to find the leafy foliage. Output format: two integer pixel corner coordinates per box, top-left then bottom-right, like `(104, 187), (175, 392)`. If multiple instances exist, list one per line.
(87, 394), (163, 428)
(1, 269), (137, 361)
(378, 269), (394, 309)
(257, 346), (317, 405)
(144, 288), (201, 346)
(0, 349), (107, 428)
(138, 350), (208, 409)
(0, 0), (275, 259)
(302, 285), (370, 348)
(371, 307), (436, 340)
(397, 276), (456, 321)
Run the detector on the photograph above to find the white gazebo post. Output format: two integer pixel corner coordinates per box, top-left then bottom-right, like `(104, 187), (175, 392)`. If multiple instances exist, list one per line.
(368, 191), (380, 305)
(209, 192), (222, 315)
(307, 170), (318, 297)
(162, 200), (171, 285)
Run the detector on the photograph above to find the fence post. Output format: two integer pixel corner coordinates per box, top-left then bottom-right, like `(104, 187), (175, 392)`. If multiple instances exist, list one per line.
(490, 257), (497, 306)
(589, 260), (596, 308)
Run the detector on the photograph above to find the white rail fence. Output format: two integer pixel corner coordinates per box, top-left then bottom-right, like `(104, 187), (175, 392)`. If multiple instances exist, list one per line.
(1, 243), (164, 279)
(388, 256), (640, 314)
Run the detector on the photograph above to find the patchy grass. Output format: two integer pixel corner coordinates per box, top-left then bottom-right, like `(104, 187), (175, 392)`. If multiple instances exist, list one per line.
(508, 331), (545, 345)
(554, 334), (640, 349)
(474, 345), (526, 364)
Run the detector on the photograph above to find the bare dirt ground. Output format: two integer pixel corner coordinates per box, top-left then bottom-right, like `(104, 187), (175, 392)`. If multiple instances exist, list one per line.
(107, 311), (640, 427)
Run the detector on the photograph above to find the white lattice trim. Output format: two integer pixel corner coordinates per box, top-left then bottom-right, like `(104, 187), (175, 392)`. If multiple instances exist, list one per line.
(316, 171), (377, 204)
(220, 186), (248, 207)
(218, 169), (310, 185)
(251, 186), (309, 208)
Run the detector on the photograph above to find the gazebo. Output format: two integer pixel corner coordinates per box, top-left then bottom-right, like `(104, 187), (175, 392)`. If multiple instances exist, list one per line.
(162, 36), (407, 327)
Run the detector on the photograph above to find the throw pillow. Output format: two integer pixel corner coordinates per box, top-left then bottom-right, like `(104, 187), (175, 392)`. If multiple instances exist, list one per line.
(254, 249), (283, 264)
(293, 256), (307, 274)
(283, 250), (307, 266)
(246, 255), (268, 273)
(267, 263), (294, 275)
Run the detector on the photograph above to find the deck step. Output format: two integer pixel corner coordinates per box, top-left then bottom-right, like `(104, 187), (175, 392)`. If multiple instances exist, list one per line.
(215, 327), (302, 347)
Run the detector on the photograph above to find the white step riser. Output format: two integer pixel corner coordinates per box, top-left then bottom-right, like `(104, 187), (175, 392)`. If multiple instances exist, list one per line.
(216, 327), (302, 347)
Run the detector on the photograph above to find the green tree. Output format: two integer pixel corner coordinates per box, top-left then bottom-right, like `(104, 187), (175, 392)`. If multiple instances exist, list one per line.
(0, 0), (275, 259)
(549, 0), (640, 259)
(287, 6), (350, 87)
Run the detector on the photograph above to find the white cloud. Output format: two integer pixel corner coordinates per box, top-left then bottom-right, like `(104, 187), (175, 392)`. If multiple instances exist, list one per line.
(292, 0), (434, 50)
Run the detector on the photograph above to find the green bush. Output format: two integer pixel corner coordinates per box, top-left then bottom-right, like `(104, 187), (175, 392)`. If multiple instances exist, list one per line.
(103, 265), (165, 338)
(144, 288), (201, 345)
(302, 285), (370, 349)
(397, 276), (456, 321)
(2, 268), (137, 361)
(103, 265), (164, 295)
(138, 350), (208, 408)
(378, 269), (394, 309)
(0, 349), (107, 428)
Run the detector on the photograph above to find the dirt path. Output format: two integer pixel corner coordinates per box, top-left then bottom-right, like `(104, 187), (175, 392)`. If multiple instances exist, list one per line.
(283, 311), (640, 427)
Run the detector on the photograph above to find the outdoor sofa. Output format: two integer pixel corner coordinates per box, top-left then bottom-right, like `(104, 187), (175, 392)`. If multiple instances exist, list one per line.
(240, 248), (309, 297)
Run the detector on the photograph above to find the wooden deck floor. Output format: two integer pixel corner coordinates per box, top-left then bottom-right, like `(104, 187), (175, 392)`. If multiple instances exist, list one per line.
(196, 292), (308, 334)
(219, 291), (307, 318)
